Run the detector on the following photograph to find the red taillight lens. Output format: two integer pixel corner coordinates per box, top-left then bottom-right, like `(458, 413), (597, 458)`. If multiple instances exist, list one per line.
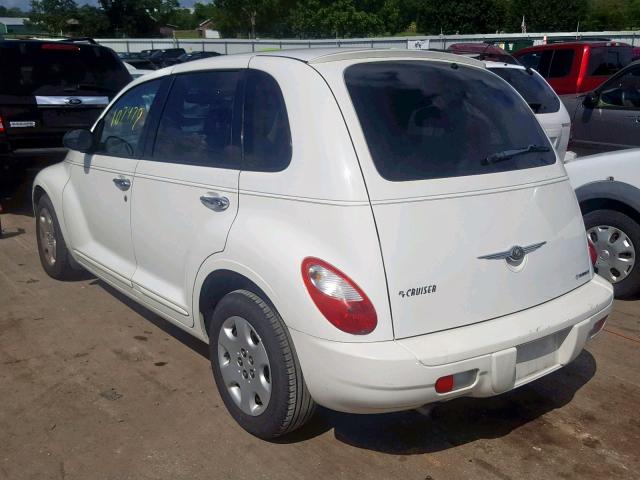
(435, 375), (454, 393)
(301, 257), (377, 335)
(588, 237), (598, 266)
(590, 316), (607, 338)
(0, 116), (4, 133)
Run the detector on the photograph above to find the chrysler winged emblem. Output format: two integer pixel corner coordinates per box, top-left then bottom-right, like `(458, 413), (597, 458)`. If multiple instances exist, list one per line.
(478, 241), (547, 267)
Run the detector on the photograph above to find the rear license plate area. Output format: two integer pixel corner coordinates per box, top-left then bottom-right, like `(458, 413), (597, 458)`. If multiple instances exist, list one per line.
(515, 327), (571, 381)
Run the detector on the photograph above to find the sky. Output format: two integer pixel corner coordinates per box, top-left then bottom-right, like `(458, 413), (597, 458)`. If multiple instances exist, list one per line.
(1, 0), (202, 8)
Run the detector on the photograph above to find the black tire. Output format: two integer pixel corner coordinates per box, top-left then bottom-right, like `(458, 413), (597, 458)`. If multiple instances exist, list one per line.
(584, 209), (640, 299)
(208, 289), (316, 439)
(36, 194), (76, 280)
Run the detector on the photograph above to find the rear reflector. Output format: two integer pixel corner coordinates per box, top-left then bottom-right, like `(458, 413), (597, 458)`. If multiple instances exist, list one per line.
(41, 43), (80, 51)
(590, 316), (607, 338)
(435, 370), (477, 394)
(435, 375), (454, 393)
(588, 238), (598, 266)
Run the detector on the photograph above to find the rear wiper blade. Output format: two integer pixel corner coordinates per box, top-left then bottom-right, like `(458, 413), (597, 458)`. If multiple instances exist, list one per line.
(481, 144), (551, 165)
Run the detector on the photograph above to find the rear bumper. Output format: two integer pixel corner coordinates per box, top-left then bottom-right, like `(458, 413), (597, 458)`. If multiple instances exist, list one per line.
(290, 275), (613, 414)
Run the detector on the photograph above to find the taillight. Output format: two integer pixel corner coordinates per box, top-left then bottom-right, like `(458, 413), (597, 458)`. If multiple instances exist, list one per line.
(301, 257), (377, 335)
(0, 116), (4, 133)
(576, 45), (590, 93)
(41, 43), (80, 51)
(588, 237), (598, 266)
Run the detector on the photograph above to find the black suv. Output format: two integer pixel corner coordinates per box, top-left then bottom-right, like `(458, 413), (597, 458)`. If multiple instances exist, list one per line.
(0, 39), (131, 184)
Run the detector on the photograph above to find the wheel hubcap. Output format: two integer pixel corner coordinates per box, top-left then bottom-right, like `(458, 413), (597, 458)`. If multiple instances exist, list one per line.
(587, 225), (636, 284)
(217, 316), (271, 416)
(38, 208), (57, 266)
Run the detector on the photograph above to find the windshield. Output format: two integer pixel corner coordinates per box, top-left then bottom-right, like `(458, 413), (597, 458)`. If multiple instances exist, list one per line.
(345, 61), (556, 182)
(0, 41), (131, 97)
(489, 67), (560, 114)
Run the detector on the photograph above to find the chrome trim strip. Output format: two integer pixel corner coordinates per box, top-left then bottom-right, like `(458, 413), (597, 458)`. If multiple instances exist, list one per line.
(35, 95), (109, 106)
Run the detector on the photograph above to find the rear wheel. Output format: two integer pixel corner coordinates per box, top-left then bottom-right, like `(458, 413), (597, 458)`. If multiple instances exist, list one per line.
(36, 194), (76, 280)
(208, 289), (316, 439)
(584, 209), (640, 298)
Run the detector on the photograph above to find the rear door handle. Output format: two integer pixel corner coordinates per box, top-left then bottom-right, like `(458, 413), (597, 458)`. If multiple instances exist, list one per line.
(200, 193), (229, 212)
(112, 176), (131, 191)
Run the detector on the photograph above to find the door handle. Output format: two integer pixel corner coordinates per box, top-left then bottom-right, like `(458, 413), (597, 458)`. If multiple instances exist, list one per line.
(200, 193), (230, 212)
(112, 176), (131, 191)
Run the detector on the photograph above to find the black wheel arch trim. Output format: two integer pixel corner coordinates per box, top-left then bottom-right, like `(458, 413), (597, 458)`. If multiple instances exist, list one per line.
(575, 180), (640, 215)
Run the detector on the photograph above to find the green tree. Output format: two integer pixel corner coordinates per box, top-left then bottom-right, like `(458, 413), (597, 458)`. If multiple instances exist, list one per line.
(511, 0), (588, 31)
(0, 6), (28, 17)
(74, 5), (111, 37)
(30, 0), (78, 35)
(99, 0), (180, 37)
(416, 0), (509, 34)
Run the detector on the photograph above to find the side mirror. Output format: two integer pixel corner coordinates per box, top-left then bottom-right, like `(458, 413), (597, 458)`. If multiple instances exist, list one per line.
(583, 92), (600, 108)
(63, 129), (95, 153)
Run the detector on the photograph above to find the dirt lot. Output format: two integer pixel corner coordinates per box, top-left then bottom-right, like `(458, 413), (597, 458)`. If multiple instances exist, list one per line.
(1, 183), (639, 480)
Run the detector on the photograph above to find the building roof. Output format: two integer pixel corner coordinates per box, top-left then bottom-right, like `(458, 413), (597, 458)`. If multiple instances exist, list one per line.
(0, 17), (28, 26)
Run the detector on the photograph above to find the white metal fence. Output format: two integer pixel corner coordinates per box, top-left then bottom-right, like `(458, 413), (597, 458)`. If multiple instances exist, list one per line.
(96, 31), (640, 54)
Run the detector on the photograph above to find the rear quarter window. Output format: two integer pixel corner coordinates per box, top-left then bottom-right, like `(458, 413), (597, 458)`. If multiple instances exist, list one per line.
(345, 61), (555, 182)
(588, 47), (633, 76)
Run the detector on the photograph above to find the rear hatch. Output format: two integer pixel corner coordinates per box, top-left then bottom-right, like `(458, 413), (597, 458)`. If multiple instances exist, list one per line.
(0, 41), (131, 152)
(336, 59), (592, 339)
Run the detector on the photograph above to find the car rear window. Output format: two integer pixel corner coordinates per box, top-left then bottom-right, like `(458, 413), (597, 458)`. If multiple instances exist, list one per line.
(587, 47), (633, 76)
(0, 41), (131, 96)
(345, 61), (556, 182)
(489, 67), (560, 114)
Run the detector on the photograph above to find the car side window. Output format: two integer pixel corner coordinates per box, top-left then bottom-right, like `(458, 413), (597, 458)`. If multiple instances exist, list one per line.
(547, 49), (573, 78)
(243, 70), (292, 172)
(600, 68), (640, 108)
(95, 79), (162, 158)
(153, 71), (241, 168)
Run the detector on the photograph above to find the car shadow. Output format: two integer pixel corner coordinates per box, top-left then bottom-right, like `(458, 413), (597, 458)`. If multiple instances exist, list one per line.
(94, 279), (210, 359)
(94, 277), (597, 452)
(0, 227), (26, 239)
(314, 351), (596, 453)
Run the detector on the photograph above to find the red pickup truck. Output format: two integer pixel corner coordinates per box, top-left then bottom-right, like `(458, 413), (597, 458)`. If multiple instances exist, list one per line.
(514, 41), (634, 96)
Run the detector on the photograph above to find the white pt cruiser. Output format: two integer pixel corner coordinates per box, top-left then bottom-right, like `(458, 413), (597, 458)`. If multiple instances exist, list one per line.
(34, 49), (614, 439)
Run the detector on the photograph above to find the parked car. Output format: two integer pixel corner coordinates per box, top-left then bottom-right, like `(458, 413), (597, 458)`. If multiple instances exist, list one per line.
(514, 41), (634, 96)
(147, 48), (186, 67)
(566, 148), (640, 297)
(177, 51), (223, 63)
(33, 49), (613, 439)
(563, 60), (640, 156)
(0, 39), (132, 184)
(124, 62), (154, 79)
(485, 61), (571, 160)
(448, 42), (518, 64)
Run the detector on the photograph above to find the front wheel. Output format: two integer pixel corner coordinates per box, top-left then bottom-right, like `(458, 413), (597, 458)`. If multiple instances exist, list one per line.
(208, 289), (316, 439)
(584, 209), (640, 298)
